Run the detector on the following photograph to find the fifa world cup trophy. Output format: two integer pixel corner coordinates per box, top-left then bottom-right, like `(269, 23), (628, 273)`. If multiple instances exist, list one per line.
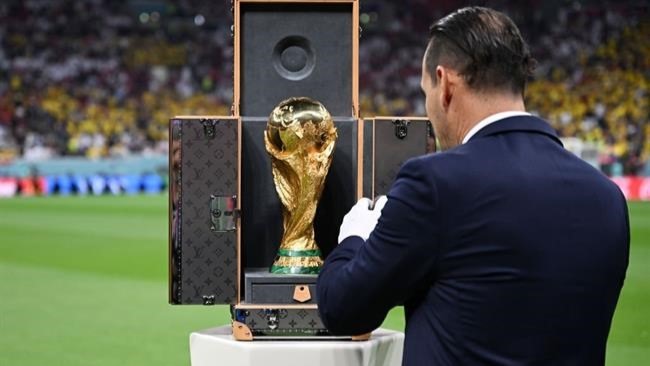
(264, 97), (338, 274)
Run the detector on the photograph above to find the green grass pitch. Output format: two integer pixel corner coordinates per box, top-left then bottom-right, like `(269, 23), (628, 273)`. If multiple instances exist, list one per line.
(0, 196), (648, 365)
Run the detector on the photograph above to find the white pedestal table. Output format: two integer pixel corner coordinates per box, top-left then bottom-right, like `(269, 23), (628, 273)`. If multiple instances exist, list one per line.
(189, 326), (404, 366)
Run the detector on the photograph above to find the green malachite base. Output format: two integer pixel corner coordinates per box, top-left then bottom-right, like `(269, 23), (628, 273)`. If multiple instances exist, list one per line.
(276, 249), (322, 257)
(270, 265), (321, 274)
(270, 248), (323, 274)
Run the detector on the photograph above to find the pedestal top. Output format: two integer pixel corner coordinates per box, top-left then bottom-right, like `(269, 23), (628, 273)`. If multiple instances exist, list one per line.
(190, 326), (404, 366)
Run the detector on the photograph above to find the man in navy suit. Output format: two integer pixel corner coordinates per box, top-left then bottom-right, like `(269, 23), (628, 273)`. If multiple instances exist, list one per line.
(317, 6), (629, 365)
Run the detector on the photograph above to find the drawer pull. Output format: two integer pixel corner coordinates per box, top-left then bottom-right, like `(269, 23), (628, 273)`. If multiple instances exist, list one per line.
(293, 285), (311, 303)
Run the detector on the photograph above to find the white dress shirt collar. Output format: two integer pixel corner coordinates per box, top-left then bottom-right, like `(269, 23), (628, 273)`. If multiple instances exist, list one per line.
(462, 111), (531, 144)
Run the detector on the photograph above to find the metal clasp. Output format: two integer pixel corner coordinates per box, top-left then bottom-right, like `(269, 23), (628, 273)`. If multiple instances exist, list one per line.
(264, 309), (288, 330)
(266, 309), (279, 330)
(392, 119), (410, 139)
(201, 119), (218, 139)
(210, 195), (238, 232)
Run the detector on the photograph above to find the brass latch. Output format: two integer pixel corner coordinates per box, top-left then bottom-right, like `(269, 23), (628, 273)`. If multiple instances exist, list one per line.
(293, 285), (312, 303)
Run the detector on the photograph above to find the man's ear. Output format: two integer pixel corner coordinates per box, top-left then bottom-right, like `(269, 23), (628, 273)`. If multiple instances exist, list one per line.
(436, 65), (455, 111)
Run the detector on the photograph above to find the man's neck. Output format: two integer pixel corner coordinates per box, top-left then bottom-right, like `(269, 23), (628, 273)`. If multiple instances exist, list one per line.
(453, 93), (526, 144)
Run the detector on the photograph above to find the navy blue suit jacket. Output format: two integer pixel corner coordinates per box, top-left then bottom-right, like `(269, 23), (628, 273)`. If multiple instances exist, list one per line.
(318, 116), (629, 365)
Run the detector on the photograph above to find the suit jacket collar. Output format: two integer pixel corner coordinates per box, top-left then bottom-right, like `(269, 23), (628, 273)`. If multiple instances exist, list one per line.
(468, 115), (563, 146)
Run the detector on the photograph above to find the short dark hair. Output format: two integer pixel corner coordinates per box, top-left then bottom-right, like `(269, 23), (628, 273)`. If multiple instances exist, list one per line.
(425, 6), (536, 96)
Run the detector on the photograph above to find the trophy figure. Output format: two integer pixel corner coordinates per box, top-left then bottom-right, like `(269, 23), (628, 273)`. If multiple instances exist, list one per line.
(264, 97), (338, 274)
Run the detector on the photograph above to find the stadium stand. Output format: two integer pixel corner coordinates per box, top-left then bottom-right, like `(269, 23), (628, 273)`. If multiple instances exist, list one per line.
(0, 0), (647, 197)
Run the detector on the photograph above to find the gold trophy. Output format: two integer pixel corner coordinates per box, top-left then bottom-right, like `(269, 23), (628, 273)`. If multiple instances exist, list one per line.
(264, 97), (338, 274)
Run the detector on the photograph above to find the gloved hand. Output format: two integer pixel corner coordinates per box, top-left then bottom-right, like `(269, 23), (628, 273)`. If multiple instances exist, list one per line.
(337, 195), (388, 244)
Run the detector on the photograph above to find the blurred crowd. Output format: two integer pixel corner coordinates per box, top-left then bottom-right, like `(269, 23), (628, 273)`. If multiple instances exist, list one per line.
(0, 0), (648, 175)
(0, 0), (233, 162)
(358, 0), (649, 175)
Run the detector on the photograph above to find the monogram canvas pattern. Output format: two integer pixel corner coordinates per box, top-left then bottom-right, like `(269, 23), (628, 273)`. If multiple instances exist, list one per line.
(176, 118), (238, 304)
(373, 119), (429, 197)
(243, 308), (325, 331)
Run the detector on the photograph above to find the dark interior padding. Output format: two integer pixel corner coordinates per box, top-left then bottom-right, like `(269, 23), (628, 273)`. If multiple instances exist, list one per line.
(240, 3), (353, 117)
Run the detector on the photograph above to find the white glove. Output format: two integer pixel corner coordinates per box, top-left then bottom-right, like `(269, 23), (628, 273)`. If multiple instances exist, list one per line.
(337, 196), (388, 244)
